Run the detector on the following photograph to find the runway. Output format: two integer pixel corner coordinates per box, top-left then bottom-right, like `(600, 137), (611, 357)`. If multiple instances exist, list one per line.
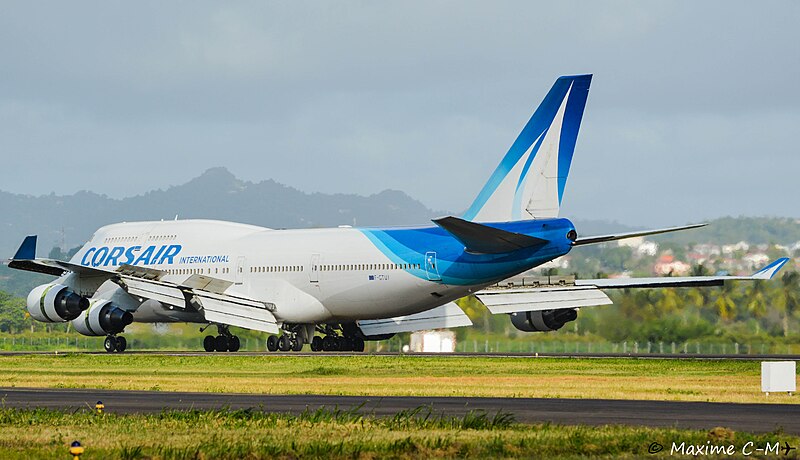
(1, 350), (798, 360)
(1, 387), (796, 434)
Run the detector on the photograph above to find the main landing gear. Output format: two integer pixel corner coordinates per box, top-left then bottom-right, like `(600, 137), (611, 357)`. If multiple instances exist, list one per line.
(308, 335), (364, 352)
(202, 324), (241, 352)
(103, 335), (127, 353)
(266, 334), (303, 352)
(308, 325), (365, 352)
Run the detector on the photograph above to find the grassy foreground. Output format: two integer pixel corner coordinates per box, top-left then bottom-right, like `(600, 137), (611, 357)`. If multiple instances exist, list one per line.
(0, 407), (796, 459)
(0, 354), (797, 404)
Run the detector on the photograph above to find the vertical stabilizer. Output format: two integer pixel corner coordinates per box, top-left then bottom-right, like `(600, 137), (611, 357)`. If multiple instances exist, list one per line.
(463, 75), (591, 222)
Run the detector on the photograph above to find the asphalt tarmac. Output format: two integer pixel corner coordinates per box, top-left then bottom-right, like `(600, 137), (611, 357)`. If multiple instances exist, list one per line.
(1, 350), (799, 360)
(1, 387), (796, 434)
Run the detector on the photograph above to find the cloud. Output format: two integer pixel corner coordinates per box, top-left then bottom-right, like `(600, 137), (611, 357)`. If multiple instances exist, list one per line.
(0, 1), (797, 225)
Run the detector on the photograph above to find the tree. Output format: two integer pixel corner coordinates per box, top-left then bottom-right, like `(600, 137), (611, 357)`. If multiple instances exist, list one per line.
(0, 291), (27, 333)
(745, 281), (769, 320)
(774, 271), (800, 337)
(714, 282), (736, 322)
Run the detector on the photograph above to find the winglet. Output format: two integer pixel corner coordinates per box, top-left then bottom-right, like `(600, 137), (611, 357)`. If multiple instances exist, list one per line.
(12, 235), (37, 260)
(751, 258), (790, 280)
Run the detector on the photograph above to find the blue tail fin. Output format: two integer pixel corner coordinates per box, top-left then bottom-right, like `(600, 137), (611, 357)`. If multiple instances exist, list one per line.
(463, 74), (592, 222)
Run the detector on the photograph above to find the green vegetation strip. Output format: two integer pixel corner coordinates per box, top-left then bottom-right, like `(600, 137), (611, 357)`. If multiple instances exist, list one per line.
(0, 407), (796, 459)
(0, 354), (796, 404)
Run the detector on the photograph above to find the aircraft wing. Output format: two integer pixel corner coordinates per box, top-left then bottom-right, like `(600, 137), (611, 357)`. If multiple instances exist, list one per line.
(576, 257), (789, 288)
(119, 274), (279, 334)
(476, 285), (612, 314)
(476, 258), (790, 314)
(8, 235), (280, 334)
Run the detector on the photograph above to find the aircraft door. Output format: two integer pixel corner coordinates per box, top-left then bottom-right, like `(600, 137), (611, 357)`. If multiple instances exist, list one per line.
(310, 253), (320, 283)
(235, 256), (245, 284)
(425, 251), (441, 281)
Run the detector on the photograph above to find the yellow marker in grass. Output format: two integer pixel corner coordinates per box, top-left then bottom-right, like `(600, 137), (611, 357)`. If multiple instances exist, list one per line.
(69, 441), (84, 459)
(95, 400), (104, 415)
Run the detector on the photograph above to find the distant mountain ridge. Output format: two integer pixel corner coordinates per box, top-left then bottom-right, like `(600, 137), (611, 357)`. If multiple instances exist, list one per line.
(0, 167), (440, 256)
(0, 168), (797, 258)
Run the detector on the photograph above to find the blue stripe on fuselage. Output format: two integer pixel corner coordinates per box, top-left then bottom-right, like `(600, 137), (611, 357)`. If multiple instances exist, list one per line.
(359, 218), (575, 285)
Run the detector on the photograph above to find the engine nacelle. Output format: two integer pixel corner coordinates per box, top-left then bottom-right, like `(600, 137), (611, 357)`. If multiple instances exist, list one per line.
(26, 284), (90, 323)
(71, 299), (134, 336)
(510, 308), (578, 332)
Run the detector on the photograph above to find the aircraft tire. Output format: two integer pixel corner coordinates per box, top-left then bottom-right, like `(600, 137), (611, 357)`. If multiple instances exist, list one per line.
(278, 335), (291, 352)
(116, 336), (127, 352)
(228, 336), (241, 352)
(203, 335), (215, 352)
(103, 336), (117, 353)
(338, 337), (353, 352)
(214, 335), (229, 352)
(353, 337), (365, 352)
(311, 336), (322, 352)
(267, 335), (278, 352)
(291, 338), (303, 352)
(321, 335), (337, 352)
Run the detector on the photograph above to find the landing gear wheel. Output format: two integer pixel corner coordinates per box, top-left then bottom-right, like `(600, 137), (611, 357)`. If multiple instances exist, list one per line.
(352, 337), (365, 352)
(311, 336), (322, 352)
(104, 336), (117, 353)
(203, 335), (215, 352)
(214, 335), (229, 352)
(228, 336), (241, 352)
(115, 336), (127, 352)
(267, 335), (278, 352)
(337, 336), (353, 352)
(322, 335), (337, 352)
(291, 338), (303, 352)
(278, 335), (291, 352)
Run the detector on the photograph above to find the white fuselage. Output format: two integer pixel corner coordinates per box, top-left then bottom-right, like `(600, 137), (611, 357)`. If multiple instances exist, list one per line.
(70, 219), (482, 325)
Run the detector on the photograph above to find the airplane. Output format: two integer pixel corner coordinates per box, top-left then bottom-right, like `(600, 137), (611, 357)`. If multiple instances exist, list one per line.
(8, 74), (789, 353)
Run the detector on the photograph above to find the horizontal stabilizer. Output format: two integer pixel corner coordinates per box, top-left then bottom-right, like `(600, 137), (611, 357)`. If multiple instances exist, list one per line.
(475, 286), (612, 314)
(433, 216), (548, 254)
(358, 302), (472, 336)
(573, 223), (706, 246)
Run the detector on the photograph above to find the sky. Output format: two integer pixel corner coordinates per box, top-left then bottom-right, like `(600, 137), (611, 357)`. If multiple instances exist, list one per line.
(1, 1), (798, 227)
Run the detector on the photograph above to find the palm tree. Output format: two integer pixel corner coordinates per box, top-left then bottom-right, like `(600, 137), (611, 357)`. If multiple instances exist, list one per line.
(714, 282), (736, 322)
(745, 281), (769, 320)
(774, 271), (800, 337)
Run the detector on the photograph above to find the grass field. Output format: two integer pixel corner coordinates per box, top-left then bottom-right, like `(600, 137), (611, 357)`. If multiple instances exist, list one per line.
(0, 407), (796, 459)
(0, 354), (796, 404)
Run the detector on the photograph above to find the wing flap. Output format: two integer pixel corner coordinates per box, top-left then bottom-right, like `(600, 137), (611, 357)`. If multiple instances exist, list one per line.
(358, 302), (472, 336)
(200, 297), (279, 334)
(122, 278), (186, 308)
(475, 286), (612, 314)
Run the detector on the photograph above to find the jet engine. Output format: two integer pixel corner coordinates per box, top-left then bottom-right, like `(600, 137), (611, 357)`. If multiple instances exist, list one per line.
(510, 308), (578, 332)
(26, 283), (90, 322)
(71, 300), (134, 336)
